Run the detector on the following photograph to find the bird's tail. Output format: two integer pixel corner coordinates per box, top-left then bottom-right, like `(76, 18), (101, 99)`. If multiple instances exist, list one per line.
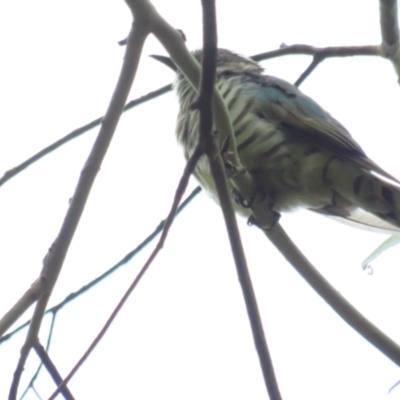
(318, 157), (400, 232)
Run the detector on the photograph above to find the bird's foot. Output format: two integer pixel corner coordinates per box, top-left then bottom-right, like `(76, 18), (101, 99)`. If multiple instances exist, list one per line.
(232, 188), (280, 229)
(231, 187), (255, 208)
(248, 192), (280, 230)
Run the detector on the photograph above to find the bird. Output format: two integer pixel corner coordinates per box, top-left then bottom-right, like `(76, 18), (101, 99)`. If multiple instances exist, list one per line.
(152, 49), (400, 232)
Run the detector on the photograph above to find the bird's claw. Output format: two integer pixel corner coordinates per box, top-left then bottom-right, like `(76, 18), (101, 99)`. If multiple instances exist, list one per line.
(231, 187), (254, 208)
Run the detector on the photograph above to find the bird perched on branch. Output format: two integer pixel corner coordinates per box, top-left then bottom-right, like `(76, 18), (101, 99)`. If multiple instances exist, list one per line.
(153, 49), (400, 232)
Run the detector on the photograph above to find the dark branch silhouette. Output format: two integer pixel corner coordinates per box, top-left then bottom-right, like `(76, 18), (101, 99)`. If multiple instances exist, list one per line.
(196, 1), (282, 398)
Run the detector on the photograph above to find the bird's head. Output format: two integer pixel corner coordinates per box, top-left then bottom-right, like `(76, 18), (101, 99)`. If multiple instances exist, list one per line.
(151, 49), (262, 104)
(151, 48), (262, 78)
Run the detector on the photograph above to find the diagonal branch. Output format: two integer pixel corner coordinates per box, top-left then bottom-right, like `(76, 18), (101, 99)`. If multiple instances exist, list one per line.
(33, 340), (75, 400)
(47, 141), (204, 400)
(0, 186), (201, 345)
(7, 9), (149, 400)
(19, 312), (58, 400)
(0, 85), (171, 188)
(263, 224), (400, 366)
(294, 55), (325, 87)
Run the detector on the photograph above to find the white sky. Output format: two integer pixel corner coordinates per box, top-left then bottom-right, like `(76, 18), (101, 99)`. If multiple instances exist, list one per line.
(1, 0), (400, 399)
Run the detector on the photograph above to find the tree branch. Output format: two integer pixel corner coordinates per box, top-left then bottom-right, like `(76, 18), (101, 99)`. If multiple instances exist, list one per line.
(263, 224), (400, 367)
(0, 84), (171, 188)
(0, 186), (201, 345)
(7, 8), (149, 400)
(380, 0), (400, 79)
(47, 139), (203, 400)
(19, 312), (57, 400)
(252, 44), (380, 62)
(195, 1), (281, 398)
(294, 55), (325, 87)
(33, 340), (75, 400)
(380, 0), (399, 52)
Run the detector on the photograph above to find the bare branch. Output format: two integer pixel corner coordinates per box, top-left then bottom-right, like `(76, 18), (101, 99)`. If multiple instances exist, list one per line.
(252, 44), (380, 62)
(7, 8), (149, 400)
(9, 290), (49, 400)
(33, 341), (75, 400)
(195, 1), (282, 398)
(380, 0), (400, 79)
(0, 186), (201, 345)
(263, 224), (400, 367)
(0, 286), (42, 339)
(47, 143), (203, 400)
(380, 0), (399, 52)
(294, 55), (324, 87)
(253, 44), (381, 86)
(0, 84), (171, 188)
(19, 312), (57, 400)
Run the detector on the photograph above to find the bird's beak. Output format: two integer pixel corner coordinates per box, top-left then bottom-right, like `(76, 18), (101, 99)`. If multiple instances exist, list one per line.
(150, 54), (178, 72)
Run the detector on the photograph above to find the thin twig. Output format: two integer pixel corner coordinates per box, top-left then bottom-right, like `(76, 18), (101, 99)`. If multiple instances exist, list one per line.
(0, 85), (171, 188)
(1, 65), (164, 341)
(47, 143), (203, 400)
(254, 44), (381, 87)
(10, 290), (49, 400)
(294, 55), (324, 87)
(33, 341), (75, 400)
(31, 386), (43, 400)
(252, 44), (380, 62)
(0, 186), (201, 345)
(19, 312), (57, 400)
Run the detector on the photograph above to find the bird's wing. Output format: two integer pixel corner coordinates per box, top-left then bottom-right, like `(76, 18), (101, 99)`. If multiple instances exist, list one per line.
(247, 74), (399, 182)
(310, 207), (400, 233)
